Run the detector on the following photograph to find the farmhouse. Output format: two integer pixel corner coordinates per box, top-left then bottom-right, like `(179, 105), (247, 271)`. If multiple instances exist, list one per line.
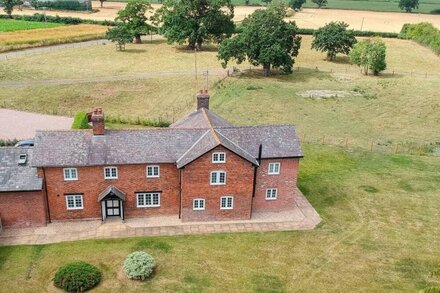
(0, 90), (304, 228)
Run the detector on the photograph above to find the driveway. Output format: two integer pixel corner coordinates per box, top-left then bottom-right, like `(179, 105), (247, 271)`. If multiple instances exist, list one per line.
(0, 109), (73, 140)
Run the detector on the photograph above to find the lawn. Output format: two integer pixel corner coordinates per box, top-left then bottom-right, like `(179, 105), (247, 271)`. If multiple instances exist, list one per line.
(0, 19), (64, 32)
(0, 145), (439, 292)
(0, 24), (108, 52)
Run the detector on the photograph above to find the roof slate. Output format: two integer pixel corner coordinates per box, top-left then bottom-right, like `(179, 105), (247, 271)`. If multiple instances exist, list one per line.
(170, 108), (234, 129)
(0, 147), (43, 192)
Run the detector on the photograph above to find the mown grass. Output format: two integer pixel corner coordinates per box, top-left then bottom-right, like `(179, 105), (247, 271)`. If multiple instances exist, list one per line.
(0, 145), (439, 292)
(0, 24), (107, 52)
(0, 19), (63, 32)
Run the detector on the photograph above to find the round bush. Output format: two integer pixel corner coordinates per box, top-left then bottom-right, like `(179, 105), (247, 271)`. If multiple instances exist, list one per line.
(123, 251), (156, 280)
(53, 261), (102, 292)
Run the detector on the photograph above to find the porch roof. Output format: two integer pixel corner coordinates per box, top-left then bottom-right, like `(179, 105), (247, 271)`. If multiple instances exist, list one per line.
(98, 185), (126, 202)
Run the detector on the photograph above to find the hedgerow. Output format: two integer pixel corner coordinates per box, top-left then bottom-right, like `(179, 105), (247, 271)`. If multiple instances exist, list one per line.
(71, 112), (91, 129)
(400, 22), (440, 55)
(0, 13), (117, 26)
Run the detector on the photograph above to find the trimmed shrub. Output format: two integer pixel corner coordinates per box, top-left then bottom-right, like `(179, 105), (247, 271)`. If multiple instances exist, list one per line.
(71, 112), (91, 129)
(399, 22), (440, 55)
(53, 261), (102, 292)
(123, 251), (155, 280)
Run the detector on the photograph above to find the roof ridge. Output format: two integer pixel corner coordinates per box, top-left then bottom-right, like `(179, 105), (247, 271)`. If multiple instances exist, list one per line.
(175, 129), (212, 164)
(202, 108), (221, 144)
(215, 129), (258, 164)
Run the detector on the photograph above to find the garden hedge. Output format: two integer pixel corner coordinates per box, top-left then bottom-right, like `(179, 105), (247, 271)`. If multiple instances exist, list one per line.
(400, 22), (440, 55)
(53, 261), (102, 292)
(71, 112), (91, 129)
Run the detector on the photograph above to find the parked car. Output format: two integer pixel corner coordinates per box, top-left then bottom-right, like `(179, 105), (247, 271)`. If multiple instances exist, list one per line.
(15, 139), (34, 148)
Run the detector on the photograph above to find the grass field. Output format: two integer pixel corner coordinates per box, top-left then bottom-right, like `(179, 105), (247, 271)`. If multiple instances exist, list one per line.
(0, 19), (64, 32)
(0, 145), (439, 292)
(0, 24), (107, 52)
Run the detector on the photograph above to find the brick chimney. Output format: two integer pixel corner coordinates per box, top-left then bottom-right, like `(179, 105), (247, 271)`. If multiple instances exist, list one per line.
(91, 107), (105, 135)
(197, 89), (209, 110)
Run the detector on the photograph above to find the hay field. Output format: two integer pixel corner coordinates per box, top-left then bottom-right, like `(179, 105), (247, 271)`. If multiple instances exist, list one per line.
(0, 24), (107, 52)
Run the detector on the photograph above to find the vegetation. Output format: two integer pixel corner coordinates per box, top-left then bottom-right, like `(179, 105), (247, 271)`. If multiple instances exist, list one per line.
(0, 13), (117, 26)
(398, 0), (419, 12)
(1, 145), (440, 291)
(400, 22), (440, 55)
(30, 0), (89, 11)
(53, 261), (102, 292)
(289, 0), (306, 10)
(116, 0), (154, 44)
(218, 5), (301, 76)
(0, 138), (18, 146)
(106, 24), (134, 50)
(154, 0), (235, 50)
(311, 21), (357, 61)
(311, 0), (327, 8)
(71, 112), (91, 129)
(0, 19), (63, 32)
(0, 0), (22, 17)
(0, 24), (107, 52)
(123, 251), (156, 280)
(349, 38), (387, 75)
(99, 0), (107, 7)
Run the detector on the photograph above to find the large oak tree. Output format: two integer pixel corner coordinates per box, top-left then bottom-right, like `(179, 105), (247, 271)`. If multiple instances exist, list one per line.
(218, 5), (301, 76)
(116, 0), (154, 44)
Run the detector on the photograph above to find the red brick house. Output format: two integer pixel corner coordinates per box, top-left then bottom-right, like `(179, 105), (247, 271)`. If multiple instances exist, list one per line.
(0, 90), (304, 227)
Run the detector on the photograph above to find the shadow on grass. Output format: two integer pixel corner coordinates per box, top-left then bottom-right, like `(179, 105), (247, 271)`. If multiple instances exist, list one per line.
(236, 68), (332, 83)
(175, 44), (220, 53)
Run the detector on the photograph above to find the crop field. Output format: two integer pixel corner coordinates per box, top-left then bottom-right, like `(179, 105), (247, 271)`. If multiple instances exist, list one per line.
(14, 2), (440, 33)
(0, 24), (107, 52)
(0, 145), (439, 292)
(0, 19), (63, 32)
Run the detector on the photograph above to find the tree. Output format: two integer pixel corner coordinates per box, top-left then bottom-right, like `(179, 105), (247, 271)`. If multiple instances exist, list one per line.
(311, 21), (357, 61)
(106, 24), (134, 50)
(99, 0), (106, 7)
(398, 0), (419, 12)
(289, 0), (305, 10)
(116, 0), (154, 44)
(1, 0), (23, 17)
(154, 0), (235, 50)
(311, 0), (327, 8)
(349, 38), (387, 75)
(218, 5), (301, 76)
(261, 0), (272, 6)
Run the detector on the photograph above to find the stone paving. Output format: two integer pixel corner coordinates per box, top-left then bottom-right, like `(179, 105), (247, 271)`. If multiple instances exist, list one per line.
(0, 189), (320, 246)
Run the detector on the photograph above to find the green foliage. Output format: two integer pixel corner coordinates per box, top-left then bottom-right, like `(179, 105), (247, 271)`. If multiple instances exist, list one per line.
(0, 19), (62, 32)
(400, 22), (440, 55)
(398, 0), (419, 12)
(311, 0), (327, 8)
(106, 24), (133, 50)
(420, 287), (440, 293)
(116, 0), (154, 43)
(349, 38), (387, 75)
(218, 5), (301, 76)
(53, 261), (102, 292)
(0, 13), (117, 26)
(312, 21), (357, 61)
(123, 251), (156, 280)
(31, 0), (89, 11)
(71, 112), (91, 129)
(1, 0), (23, 16)
(0, 139), (18, 146)
(289, 0), (305, 10)
(104, 114), (171, 127)
(154, 0), (235, 50)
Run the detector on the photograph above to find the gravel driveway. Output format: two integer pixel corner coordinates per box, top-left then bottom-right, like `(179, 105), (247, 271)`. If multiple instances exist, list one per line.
(0, 109), (73, 140)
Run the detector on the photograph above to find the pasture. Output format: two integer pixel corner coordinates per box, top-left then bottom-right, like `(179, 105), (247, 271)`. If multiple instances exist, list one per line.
(0, 24), (107, 52)
(0, 145), (439, 292)
(0, 19), (63, 32)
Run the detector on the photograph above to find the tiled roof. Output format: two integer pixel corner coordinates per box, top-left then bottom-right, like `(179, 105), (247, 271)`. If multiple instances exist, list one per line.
(0, 147), (42, 192)
(170, 108), (234, 129)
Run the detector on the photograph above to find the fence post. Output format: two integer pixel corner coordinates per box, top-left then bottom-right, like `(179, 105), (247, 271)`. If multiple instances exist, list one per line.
(394, 143), (400, 154)
(345, 137), (349, 147)
(321, 136), (325, 145)
(418, 145), (423, 156)
(370, 141), (374, 152)
(302, 133), (306, 143)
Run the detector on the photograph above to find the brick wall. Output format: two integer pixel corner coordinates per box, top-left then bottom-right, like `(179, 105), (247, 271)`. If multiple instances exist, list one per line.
(0, 191), (46, 228)
(252, 158), (300, 213)
(181, 146), (255, 222)
(41, 163), (179, 221)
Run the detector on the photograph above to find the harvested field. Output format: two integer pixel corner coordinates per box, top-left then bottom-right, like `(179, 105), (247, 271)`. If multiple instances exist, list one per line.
(0, 24), (107, 52)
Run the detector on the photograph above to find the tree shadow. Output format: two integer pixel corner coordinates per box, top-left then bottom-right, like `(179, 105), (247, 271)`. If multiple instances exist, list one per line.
(175, 44), (220, 53)
(330, 55), (350, 64)
(123, 49), (147, 53)
(235, 67), (332, 83)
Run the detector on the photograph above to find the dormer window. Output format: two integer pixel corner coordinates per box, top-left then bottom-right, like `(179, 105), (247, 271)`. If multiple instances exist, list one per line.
(18, 154), (27, 165)
(212, 152), (226, 163)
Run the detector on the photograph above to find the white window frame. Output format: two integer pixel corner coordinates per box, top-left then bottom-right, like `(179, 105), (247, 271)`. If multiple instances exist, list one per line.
(65, 194), (83, 210)
(193, 198), (205, 210)
(146, 165), (160, 178)
(136, 192), (161, 208)
(63, 168), (78, 181)
(220, 196), (233, 210)
(268, 162), (281, 175)
(210, 171), (226, 185)
(212, 152), (226, 163)
(104, 166), (118, 179)
(266, 188), (278, 200)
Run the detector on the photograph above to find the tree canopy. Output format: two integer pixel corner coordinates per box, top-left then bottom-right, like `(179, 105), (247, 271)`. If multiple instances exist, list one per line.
(1, 0), (23, 17)
(289, 0), (306, 10)
(311, 21), (357, 61)
(154, 0), (235, 50)
(398, 0), (419, 12)
(218, 5), (301, 76)
(106, 24), (134, 50)
(349, 38), (387, 75)
(116, 0), (154, 44)
(311, 0), (327, 8)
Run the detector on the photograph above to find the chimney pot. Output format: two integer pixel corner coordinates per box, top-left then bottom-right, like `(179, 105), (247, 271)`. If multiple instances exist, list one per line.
(91, 107), (105, 135)
(196, 89), (210, 110)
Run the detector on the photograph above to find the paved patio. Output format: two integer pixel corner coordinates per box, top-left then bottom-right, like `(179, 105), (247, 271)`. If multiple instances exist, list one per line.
(0, 190), (320, 246)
